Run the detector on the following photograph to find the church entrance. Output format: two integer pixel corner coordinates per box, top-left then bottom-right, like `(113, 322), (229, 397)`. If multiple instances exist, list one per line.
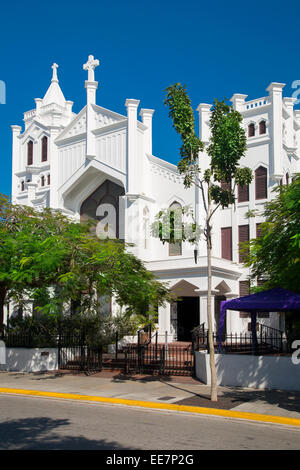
(177, 297), (199, 342)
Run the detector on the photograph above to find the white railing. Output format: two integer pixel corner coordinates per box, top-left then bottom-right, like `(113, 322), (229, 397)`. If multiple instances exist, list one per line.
(24, 109), (36, 120)
(244, 97), (270, 111)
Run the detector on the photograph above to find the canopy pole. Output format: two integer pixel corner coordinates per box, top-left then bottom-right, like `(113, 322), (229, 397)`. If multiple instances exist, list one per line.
(251, 311), (258, 355)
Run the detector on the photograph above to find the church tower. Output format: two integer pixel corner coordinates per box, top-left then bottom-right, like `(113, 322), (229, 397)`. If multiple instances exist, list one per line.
(11, 63), (74, 207)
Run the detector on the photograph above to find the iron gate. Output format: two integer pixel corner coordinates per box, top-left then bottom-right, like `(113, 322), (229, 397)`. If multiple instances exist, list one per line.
(58, 333), (103, 372)
(124, 343), (194, 376)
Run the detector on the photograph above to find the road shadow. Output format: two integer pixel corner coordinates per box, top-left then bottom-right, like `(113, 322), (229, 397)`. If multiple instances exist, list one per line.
(0, 416), (132, 450)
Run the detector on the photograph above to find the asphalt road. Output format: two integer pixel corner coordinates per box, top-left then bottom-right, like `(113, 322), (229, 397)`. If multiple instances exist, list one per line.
(0, 394), (299, 450)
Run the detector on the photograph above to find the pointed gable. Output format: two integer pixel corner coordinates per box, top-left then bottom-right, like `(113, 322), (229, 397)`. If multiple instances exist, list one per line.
(93, 104), (127, 129)
(55, 107), (87, 142)
(43, 80), (66, 108)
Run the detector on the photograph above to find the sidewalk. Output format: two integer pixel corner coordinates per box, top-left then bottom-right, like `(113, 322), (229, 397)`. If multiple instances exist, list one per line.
(1, 370), (300, 424)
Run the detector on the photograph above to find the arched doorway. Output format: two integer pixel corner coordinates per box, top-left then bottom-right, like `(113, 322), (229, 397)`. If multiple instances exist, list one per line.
(171, 280), (200, 342)
(80, 179), (125, 239)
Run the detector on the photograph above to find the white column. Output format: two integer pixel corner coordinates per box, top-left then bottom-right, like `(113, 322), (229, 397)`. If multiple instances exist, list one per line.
(49, 128), (60, 208)
(11, 125), (22, 203)
(158, 304), (171, 340)
(83, 55), (100, 160)
(196, 103), (211, 143)
(139, 108), (154, 155)
(85, 81), (98, 159)
(200, 296), (208, 326)
(230, 94), (248, 112)
(35, 98), (43, 117)
(266, 82), (285, 179)
(283, 97), (296, 149)
(294, 110), (300, 154)
(65, 100), (74, 120)
(125, 99), (140, 194)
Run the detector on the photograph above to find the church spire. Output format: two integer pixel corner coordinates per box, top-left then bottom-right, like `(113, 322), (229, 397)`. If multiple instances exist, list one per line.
(42, 62), (66, 107)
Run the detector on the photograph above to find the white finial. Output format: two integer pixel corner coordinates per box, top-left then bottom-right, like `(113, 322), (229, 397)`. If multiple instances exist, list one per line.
(83, 55), (99, 82)
(51, 63), (59, 83)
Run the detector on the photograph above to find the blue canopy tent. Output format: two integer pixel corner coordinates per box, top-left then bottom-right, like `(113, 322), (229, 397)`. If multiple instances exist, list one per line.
(219, 288), (300, 353)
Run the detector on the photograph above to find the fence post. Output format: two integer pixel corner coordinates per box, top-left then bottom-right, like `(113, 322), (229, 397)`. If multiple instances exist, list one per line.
(81, 329), (85, 371)
(124, 349), (128, 374)
(115, 331), (119, 361)
(137, 330), (141, 370)
(57, 320), (61, 369)
(160, 346), (165, 375)
(165, 331), (168, 361)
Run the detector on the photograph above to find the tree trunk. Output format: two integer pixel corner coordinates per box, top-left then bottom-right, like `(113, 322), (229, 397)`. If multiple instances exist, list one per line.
(206, 200), (218, 402)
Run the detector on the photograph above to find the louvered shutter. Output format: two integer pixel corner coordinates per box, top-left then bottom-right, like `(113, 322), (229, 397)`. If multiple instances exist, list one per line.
(239, 280), (250, 318)
(168, 202), (182, 256)
(27, 141), (33, 166)
(256, 223), (262, 238)
(248, 124), (255, 137)
(255, 167), (267, 200)
(42, 136), (48, 162)
(221, 180), (231, 192)
(238, 184), (249, 203)
(221, 227), (232, 260)
(259, 121), (266, 135)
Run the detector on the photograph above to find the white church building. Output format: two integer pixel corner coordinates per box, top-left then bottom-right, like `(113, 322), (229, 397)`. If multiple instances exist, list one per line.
(10, 55), (300, 341)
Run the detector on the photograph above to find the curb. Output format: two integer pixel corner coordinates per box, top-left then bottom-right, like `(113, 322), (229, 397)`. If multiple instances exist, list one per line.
(0, 387), (300, 428)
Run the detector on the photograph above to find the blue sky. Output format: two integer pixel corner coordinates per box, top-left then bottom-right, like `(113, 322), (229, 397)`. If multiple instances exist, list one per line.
(1, 0), (300, 196)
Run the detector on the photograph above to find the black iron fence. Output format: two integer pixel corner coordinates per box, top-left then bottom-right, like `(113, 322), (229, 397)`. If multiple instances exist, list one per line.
(123, 342), (194, 376)
(58, 333), (103, 372)
(1, 332), (58, 348)
(192, 322), (286, 355)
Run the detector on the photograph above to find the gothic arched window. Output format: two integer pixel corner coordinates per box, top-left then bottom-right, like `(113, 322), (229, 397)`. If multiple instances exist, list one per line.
(41, 175), (45, 187)
(27, 140), (33, 166)
(21, 180), (25, 192)
(286, 173), (289, 186)
(248, 123), (255, 138)
(259, 120), (266, 135)
(47, 174), (50, 186)
(41, 136), (48, 162)
(168, 201), (182, 256)
(255, 166), (267, 200)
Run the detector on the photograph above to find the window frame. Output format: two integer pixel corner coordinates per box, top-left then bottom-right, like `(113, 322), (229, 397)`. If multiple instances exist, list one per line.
(27, 140), (33, 166)
(41, 136), (48, 162)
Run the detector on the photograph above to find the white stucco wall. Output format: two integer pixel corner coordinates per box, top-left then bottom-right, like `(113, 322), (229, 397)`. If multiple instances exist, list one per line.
(195, 351), (300, 391)
(4, 348), (58, 372)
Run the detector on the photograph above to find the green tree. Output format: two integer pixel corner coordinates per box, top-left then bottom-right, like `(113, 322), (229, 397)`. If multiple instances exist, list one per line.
(162, 84), (252, 401)
(244, 175), (300, 293)
(0, 196), (169, 329)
